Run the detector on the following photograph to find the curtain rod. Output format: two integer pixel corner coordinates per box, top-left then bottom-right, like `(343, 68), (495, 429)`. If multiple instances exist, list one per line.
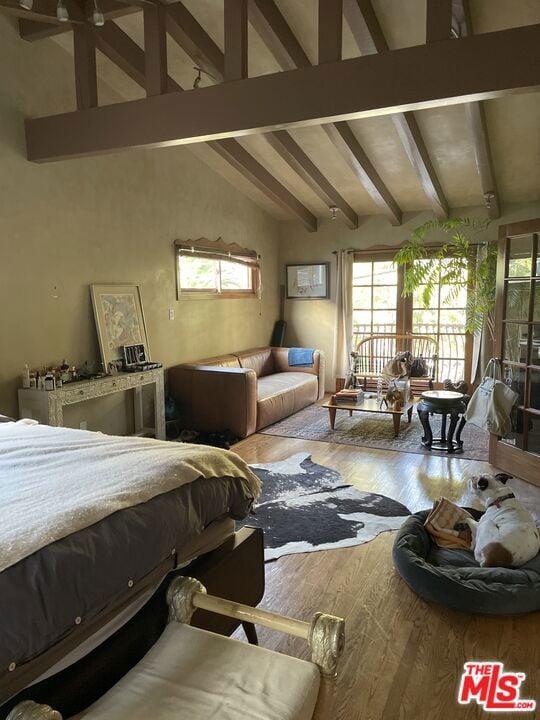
(332, 241), (485, 255)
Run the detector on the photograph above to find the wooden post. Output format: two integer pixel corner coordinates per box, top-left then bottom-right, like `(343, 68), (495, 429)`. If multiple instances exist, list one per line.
(73, 24), (97, 110)
(143, 3), (168, 96)
(224, 0), (248, 80)
(426, 0), (453, 42)
(319, 0), (343, 63)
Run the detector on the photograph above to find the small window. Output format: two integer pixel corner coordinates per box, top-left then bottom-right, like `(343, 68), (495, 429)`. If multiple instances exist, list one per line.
(176, 240), (259, 298)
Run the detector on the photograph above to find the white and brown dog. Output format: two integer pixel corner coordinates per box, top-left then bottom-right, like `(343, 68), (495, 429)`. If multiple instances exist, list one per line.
(463, 473), (540, 568)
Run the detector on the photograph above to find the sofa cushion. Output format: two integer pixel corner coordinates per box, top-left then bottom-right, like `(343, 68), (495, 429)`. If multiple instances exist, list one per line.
(192, 355), (241, 369)
(256, 373), (318, 430)
(236, 348), (274, 377)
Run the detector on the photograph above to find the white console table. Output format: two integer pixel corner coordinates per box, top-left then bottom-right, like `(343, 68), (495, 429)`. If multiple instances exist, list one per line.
(18, 368), (166, 440)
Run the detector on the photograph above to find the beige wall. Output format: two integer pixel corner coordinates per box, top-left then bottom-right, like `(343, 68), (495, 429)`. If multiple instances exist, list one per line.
(0, 16), (280, 428)
(279, 202), (540, 390)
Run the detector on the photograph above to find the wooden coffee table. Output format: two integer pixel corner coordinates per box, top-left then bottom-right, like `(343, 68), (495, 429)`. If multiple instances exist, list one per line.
(321, 396), (414, 438)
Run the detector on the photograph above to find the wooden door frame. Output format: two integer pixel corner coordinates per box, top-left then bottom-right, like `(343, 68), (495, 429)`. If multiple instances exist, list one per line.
(489, 217), (540, 487)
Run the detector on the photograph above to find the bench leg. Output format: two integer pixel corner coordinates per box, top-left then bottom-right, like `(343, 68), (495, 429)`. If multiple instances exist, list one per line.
(242, 622), (259, 645)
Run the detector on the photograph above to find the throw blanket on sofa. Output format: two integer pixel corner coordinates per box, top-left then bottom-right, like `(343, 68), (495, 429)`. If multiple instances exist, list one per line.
(288, 347), (315, 367)
(0, 421), (261, 573)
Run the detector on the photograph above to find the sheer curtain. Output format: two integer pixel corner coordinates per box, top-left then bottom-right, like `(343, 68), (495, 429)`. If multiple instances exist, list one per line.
(471, 244), (494, 383)
(332, 250), (354, 380)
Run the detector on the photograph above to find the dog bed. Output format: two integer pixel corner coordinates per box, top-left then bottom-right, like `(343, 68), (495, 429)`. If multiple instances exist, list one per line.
(393, 509), (540, 615)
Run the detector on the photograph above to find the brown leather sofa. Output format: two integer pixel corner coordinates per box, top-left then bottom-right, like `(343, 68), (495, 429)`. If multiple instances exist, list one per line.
(168, 346), (325, 439)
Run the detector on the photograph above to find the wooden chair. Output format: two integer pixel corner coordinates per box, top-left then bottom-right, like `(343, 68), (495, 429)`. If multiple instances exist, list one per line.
(355, 333), (438, 395)
(7, 577), (345, 720)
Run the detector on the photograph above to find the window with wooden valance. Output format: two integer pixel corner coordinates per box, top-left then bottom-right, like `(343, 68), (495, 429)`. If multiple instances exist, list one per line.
(175, 238), (261, 299)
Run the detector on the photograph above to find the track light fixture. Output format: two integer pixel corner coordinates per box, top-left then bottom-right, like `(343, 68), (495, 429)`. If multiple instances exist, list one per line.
(329, 205), (339, 221)
(92, 0), (104, 26)
(484, 191), (495, 209)
(56, 0), (69, 22)
(192, 66), (216, 89)
(19, 0), (33, 10)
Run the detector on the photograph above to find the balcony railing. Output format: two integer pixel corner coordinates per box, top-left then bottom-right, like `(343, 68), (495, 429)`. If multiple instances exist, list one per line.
(352, 323), (467, 382)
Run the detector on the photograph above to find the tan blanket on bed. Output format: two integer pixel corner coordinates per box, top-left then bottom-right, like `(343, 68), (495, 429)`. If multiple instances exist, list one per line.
(0, 421), (261, 573)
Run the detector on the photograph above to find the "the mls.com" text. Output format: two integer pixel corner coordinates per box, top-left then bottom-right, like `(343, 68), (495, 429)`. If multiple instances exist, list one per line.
(458, 662), (536, 712)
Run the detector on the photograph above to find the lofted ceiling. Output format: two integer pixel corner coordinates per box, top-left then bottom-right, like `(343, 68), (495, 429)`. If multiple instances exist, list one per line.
(10, 0), (540, 227)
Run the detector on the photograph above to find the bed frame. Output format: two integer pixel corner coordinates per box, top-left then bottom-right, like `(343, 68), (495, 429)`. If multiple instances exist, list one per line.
(1, 528), (264, 720)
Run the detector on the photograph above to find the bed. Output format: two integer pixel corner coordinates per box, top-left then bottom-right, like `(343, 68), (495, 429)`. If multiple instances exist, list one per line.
(0, 419), (261, 709)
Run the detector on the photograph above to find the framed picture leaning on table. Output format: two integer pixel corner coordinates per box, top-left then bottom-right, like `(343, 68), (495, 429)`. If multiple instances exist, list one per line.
(90, 284), (150, 372)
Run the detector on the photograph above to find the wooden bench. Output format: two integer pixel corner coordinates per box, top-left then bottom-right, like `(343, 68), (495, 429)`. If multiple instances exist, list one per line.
(354, 333), (438, 394)
(8, 578), (345, 720)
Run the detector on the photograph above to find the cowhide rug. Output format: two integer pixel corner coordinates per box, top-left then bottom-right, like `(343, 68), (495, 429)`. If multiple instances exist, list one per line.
(240, 452), (410, 561)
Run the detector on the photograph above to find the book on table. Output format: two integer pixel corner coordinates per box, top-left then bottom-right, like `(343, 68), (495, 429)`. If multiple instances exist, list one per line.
(334, 389), (364, 405)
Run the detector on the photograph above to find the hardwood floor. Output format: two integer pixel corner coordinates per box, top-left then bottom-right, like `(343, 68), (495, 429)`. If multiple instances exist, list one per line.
(234, 434), (540, 720)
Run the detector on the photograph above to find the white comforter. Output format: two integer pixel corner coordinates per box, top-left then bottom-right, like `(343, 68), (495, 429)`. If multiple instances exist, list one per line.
(0, 421), (261, 573)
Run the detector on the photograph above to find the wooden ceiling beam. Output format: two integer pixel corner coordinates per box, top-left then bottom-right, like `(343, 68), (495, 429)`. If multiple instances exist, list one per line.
(18, 18), (67, 40)
(344, 0), (448, 218)
(454, 0), (500, 219)
(166, 0), (353, 227)
(251, 0), (400, 223)
(93, 22), (317, 231)
(426, 0), (453, 42)
(17, 0), (138, 40)
(93, 21), (175, 90)
(318, 0), (342, 64)
(25, 24), (540, 162)
(73, 24), (97, 110)
(143, 3), (168, 96)
(166, 2), (224, 80)
(464, 102), (500, 219)
(266, 131), (358, 228)
(249, 0), (310, 70)
(224, 0), (248, 81)
(323, 123), (401, 225)
(209, 139), (317, 231)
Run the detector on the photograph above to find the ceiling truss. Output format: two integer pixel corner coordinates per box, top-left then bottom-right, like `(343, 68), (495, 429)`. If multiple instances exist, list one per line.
(3, 0), (537, 227)
(166, 0), (358, 228)
(453, 0), (501, 219)
(250, 0), (401, 224)
(344, 0), (448, 219)
(90, 20), (318, 231)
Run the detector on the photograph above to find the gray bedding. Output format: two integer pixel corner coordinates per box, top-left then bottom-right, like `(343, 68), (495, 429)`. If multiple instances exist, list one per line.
(0, 475), (254, 703)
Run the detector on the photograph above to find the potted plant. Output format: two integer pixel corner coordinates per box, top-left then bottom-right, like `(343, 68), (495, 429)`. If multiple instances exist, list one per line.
(393, 217), (497, 340)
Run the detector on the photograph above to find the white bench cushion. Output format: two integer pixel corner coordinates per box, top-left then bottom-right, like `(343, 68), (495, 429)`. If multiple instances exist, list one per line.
(76, 623), (320, 720)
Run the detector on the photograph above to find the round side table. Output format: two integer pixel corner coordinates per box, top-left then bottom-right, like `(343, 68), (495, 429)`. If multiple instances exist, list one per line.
(416, 390), (469, 454)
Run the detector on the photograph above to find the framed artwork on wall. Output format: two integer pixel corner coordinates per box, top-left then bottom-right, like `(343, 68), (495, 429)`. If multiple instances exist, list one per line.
(90, 284), (150, 372)
(286, 262), (330, 299)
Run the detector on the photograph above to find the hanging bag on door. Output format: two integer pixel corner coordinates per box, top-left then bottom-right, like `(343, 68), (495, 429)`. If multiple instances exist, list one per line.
(465, 358), (519, 436)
